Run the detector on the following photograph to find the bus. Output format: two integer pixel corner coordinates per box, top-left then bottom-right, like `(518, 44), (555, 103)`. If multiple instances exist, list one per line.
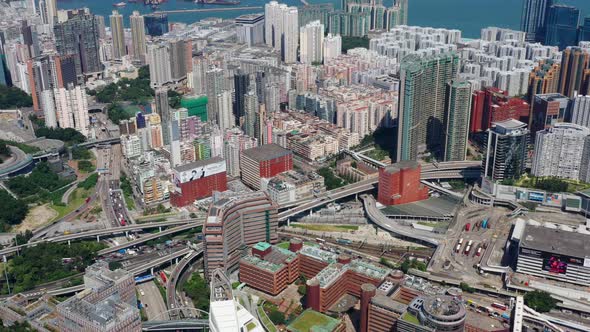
(455, 244), (461, 253)
(458, 238), (464, 245)
(492, 302), (507, 311)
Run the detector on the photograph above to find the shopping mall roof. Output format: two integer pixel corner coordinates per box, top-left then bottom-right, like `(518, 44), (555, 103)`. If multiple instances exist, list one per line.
(287, 309), (342, 332)
(242, 143), (292, 162)
(381, 196), (460, 217)
(520, 225), (590, 258)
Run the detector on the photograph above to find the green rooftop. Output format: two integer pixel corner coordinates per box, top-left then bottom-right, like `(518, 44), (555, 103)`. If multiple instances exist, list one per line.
(254, 242), (272, 251)
(287, 309), (342, 332)
(401, 312), (420, 325)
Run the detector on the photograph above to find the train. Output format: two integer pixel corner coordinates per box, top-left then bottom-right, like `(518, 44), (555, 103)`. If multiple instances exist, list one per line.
(336, 238), (352, 245)
(134, 274), (155, 284)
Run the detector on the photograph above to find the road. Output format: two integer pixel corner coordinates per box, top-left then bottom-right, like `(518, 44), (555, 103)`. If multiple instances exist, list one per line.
(138, 281), (169, 320)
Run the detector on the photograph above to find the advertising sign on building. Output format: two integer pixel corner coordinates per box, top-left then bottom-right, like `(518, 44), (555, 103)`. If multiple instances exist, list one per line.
(172, 159), (226, 185)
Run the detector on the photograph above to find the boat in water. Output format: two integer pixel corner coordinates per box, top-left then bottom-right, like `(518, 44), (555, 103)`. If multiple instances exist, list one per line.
(194, 0), (241, 5)
(113, 2), (127, 7)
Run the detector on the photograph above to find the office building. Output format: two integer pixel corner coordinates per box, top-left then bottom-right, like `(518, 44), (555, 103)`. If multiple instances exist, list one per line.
(54, 84), (89, 136)
(483, 119), (529, 182)
(300, 20), (324, 64)
(558, 47), (590, 98)
(234, 70), (250, 126)
(169, 39), (189, 82)
(204, 192), (278, 277)
(144, 13), (168, 36)
(57, 262), (140, 332)
(170, 157), (227, 207)
(239, 242), (299, 295)
(54, 9), (101, 77)
(532, 123), (590, 180)
(363, 286), (407, 332)
(109, 10), (125, 60)
(516, 224), (590, 286)
(530, 93), (569, 137)
(147, 42), (172, 87)
(444, 80), (471, 161)
(521, 0), (554, 42)
(130, 11), (146, 63)
(235, 13), (265, 46)
(378, 161), (429, 206)
(571, 94), (590, 127)
(397, 296), (466, 332)
(240, 144), (293, 190)
(397, 53), (459, 161)
(579, 17), (590, 43)
(323, 33), (342, 62)
(544, 4), (580, 50)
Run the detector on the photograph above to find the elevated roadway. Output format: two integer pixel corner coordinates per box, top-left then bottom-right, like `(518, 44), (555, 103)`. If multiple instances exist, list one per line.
(76, 137), (121, 148)
(142, 320), (209, 331)
(166, 244), (203, 315)
(0, 219), (200, 257)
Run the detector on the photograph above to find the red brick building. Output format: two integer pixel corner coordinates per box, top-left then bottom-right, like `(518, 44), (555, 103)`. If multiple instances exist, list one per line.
(470, 87), (530, 133)
(170, 157), (227, 207)
(377, 161), (428, 206)
(241, 144), (293, 190)
(239, 242), (299, 295)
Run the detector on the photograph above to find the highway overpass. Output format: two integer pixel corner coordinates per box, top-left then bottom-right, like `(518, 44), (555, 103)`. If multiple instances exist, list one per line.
(76, 137), (121, 148)
(142, 320), (209, 331)
(0, 219), (200, 257)
(166, 244), (204, 317)
(278, 161), (482, 221)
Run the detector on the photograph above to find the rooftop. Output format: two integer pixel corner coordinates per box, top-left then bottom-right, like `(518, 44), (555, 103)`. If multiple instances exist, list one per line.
(287, 309), (342, 332)
(383, 160), (420, 174)
(241, 256), (284, 273)
(242, 143), (292, 162)
(315, 264), (346, 288)
(299, 245), (337, 264)
(401, 312), (420, 325)
(174, 156), (224, 172)
(347, 260), (391, 280)
(520, 225), (590, 259)
(371, 295), (408, 314)
(253, 242), (271, 252)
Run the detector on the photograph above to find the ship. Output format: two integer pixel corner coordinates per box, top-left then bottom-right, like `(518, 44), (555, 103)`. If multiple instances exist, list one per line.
(113, 2), (127, 7)
(194, 0), (241, 5)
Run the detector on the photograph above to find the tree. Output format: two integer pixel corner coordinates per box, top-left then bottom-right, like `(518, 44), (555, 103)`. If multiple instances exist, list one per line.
(77, 160), (94, 173)
(459, 282), (475, 293)
(183, 273), (210, 312)
(524, 291), (558, 313)
(0, 85), (33, 109)
(0, 141), (9, 155)
(268, 309), (285, 325)
(0, 190), (28, 231)
(35, 127), (86, 144)
(168, 90), (182, 108)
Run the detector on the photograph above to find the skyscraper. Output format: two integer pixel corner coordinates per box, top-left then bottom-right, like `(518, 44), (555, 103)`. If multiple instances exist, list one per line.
(558, 47), (590, 98)
(169, 39), (188, 82)
(579, 17), (590, 43)
(244, 91), (258, 137)
(40, 0), (57, 27)
(532, 122), (590, 180)
(217, 91), (235, 132)
(544, 4), (580, 50)
(521, 0), (554, 42)
(130, 11), (146, 64)
(54, 10), (101, 77)
(483, 119), (529, 182)
(109, 10), (125, 60)
(397, 53), (459, 161)
(234, 70), (250, 126)
(443, 80), (472, 162)
(300, 20), (324, 64)
(144, 13), (168, 36)
(571, 95), (590, 128)
(155, 88), (171, 145)
(235, 13), (265, 46)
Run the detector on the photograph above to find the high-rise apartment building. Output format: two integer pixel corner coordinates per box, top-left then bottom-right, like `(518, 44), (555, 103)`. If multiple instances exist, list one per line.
(244, 91), (258, 137)
(579, 17), (590, 43)
(528, 59), (560, 103)
(265, 1), (299, 63)
(397, 52), (459, 161)
(521, 0), (554, 42)
(169, 39), (189, 82)
(571, 94), (590, 127)
(300, 21), (324, 64)
(224, 127), (258, 177)
(40, 0), (57, 26)
(483, 119), (529, 182)
(323, 33), (342, 62)
(532, 123), (590, 180)
(530, 93), (569, 138)
(558, 47), (590, 98)
(206, 67), (225, 124)
(217, 91), (234, 132)
(130, 11), (146, 64)
(54, 84), (89, 136)
(544, 4), (579, 50)
(204, 192), (278, 277)
(155, 88), (171, 145)
(54, 9), (101, 77)
(109, 10), (125, 60)
(444, 80), (472, 161)
(147, 42), (171, 87)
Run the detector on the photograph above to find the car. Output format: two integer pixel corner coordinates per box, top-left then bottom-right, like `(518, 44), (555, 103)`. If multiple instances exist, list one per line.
(140, 290), (145, 296)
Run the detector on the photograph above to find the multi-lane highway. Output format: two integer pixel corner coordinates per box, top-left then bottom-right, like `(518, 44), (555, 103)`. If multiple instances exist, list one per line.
(166, 244), (203, 317)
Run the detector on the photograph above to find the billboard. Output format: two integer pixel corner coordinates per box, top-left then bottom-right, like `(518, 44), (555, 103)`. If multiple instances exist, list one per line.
(173, 159), (226, 185)
(528, 191), (545, 202)
(544, 193), (562, 207)
(543, 256), (568, 274)
(520, 247), (585, 273)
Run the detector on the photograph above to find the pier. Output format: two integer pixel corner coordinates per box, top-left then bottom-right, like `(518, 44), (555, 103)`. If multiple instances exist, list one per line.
(153, 6), (262, 14)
